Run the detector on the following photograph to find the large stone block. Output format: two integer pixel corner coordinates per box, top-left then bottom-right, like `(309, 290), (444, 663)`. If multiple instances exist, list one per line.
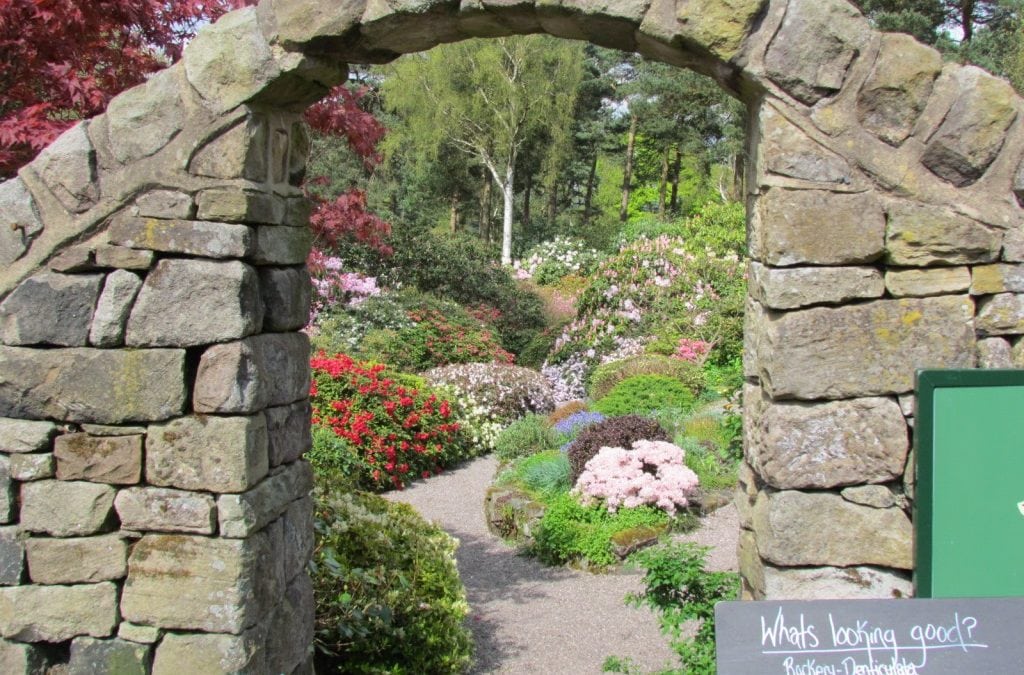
(121, 532), (278, 633)
(218, 460), (313, 538)
(190, 116), (269, 181)
(921, 66), (1018, 187)
(764, 0), (869, 105)
(8, 453), (53, 481)
(260, 266), (312, 331)
(281, 496), (314, 582)
(28, 122), (97, 213)
(758, 189), (885, 266)
(193, 333), (310, 413)
(134, 190), (194, 220)
(752, 490), (912, 568)
(0, 178), (43, 267)
(26, 533), (127, 584)
(748, 396), (908, 489)
(978, 337), (1013, 368)
(89, 270), (143, 347)
(857, 33), (942, 146)
(758, 296), (975, 399)
(0, 347), (187, 424)
(146, 414), (268, 493)
(265, 572), (314, 674)
(670, 0), (766, 61)
(266, 400), (312, 467)
(93, 245), (154, 271)
(1004, 224), (1024, 261)
(0, 527), (23, 586)
(970, 263), (1024, 295)
(0, 418), (55, 453)
(760, 106), (852, 185)
(885, 266), (970, 297)
(196, 188), (284, 225)
(125, 259), (263, 348)
(54, 433), (142, 484)
(69, 637), (151, 675)
(976, 293), (1024, 336)
(20, 480), (115, 536)
(885, 202), (1000, 266)
(762, 564), (913, 600)
(253, 225), (313, 265)
(115, 487), (217, 534)
(104, 66), (183, 164)
(748, 262), (882, 309)
(109, 215), (253, 259)
(0, 638), (49, 674)
(152, 626), (266, 674)
(0, 582), (118, 642)
(0, 271), (103, 346)
(259, 0), (365, 48)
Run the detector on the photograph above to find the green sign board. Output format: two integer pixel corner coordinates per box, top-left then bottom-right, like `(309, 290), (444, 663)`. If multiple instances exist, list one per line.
(915, 369), (1024, 598)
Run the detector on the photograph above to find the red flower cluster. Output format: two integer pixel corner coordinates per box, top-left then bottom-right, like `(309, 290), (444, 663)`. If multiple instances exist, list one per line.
(310, 353), (468, 490)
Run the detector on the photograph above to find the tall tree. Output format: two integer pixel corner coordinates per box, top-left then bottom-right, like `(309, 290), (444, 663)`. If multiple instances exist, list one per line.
(382, 36), (584, 264)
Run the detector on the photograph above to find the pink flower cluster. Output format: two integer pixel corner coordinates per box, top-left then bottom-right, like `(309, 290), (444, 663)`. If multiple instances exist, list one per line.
(673, 338), (712, 363)
(574, 440), (699, 515)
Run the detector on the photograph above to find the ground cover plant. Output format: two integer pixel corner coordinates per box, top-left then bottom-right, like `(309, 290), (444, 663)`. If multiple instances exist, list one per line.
(493, 413), (562, 460)
(591, 374), (697, 417)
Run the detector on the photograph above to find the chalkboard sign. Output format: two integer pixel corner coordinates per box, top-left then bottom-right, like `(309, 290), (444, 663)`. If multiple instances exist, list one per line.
(915, 369), (1024, 598)
(716, 597), (1024, 674)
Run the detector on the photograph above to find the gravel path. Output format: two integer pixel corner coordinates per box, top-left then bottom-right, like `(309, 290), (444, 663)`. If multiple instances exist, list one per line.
(386, 455), (739, 674)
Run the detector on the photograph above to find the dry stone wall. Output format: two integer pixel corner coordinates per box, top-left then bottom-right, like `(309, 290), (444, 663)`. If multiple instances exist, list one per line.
(1, 0), (1024, 671)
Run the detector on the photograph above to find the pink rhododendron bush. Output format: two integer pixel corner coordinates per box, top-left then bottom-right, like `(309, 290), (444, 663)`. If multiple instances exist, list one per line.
(574, 440), (700, 515)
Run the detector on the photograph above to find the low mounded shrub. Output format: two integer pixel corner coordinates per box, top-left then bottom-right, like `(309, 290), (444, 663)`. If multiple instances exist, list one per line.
(552, 411), (606, 445)
(312, 489), (473, 673)
(565, 415), (669, 485)
(500, 450), (572, 498)
(424, 363), (556, 423)
(591, 374), (697, 417)
(575, 440), (700, 515)
(587, 354), (705, 401)
(493, 414), (561, 460)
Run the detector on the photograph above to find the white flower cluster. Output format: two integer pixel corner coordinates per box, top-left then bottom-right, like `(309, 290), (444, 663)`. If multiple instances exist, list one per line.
(541, 353), (590, 403)
(512, 236), (604, 282)
(424, 363), (556, 423)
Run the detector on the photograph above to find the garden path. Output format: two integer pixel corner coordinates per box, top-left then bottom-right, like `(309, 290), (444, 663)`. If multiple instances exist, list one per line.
(386, 455), (739, 674)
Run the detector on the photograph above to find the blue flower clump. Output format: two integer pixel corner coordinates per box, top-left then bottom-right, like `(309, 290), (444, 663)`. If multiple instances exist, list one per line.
(553, 411), (606, 450)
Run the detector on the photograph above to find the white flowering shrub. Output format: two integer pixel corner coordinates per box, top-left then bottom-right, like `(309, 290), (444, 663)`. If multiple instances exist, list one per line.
(424, 363), (556, 424)
(444, 387), (504, 453)
(574, 440), (700, 515)
(513, 236), (605, 285)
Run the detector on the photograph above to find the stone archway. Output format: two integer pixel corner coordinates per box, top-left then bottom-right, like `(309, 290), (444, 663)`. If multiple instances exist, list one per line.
(1, 0), (1023, 670)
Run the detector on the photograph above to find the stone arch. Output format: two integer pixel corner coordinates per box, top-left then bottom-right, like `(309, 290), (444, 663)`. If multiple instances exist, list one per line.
(1, 0), (1023, 670)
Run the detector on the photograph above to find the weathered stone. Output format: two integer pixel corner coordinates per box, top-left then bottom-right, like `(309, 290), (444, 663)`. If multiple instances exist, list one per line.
(0, 582), (117, 642)
(80, 424), (147, 436)
(737, 530), (763, 599)
(0, 178), (43, 266)
(218, 461), (313, 538)
(122, 532), (278, 633)
(109, 215), (253, 259)
(886, 202), (1000, 266)
(20, 480), (115, 536)
(88, 270), (143, 347)
(753, 490), (912, 568)
(858, 33), (942, 146)
(191, 116), (268, 181)
(749, 396), (908, 489)
(897, 394), (915, 418)
(1012, 337), (1024, 367)
(0, 347), (186, 423)
(266, 572), (314, 674)
(764, 0), (869, 105)
(135, 190), (193, 220)
(115, 487), (217, 535)
(0, 527), (23, 586)
(260, 266), (312, 331)
(253, 224), (312, 264)
(971, 263), (1024, 295)
(0, 458), (10, 523)
(69, 637), (151, 675)
(0, 638), (48, 673)
(9, 453), (54, 481)
(885, 266), (970, 297)
(117, 623), (161, 644)
(734, 459), (759, 530)
(266, 400), (312, 467)
(183, 7), (278, 112)
(748, 262), (882, 309)
(1005, 226), (1024, 262)
(283, 196), (313, 227)
(29, 122), (98, 213)
(840, 485), (897, 509)
(672, 0), (766, 61)
(762, 564), (913, 600)
(152, 626), (266, 674)
(761, 107), (852, 184)
(0, 271), (103, 346)
(921, 66), (1018, 187)
(125, 259), (263, 348)
(146, 414), (268, 493)
(281, 496), (314, 581)
(0, 418), (56, 453)
(26, 533), (127, 584)
(194, 333), (310, 413)
(49, 245), (96, 272)
(758, 189), (885, 266)
(93, 245), (155, 271)
(196, 188), (284, 225)
(978, 337), (1013, 368)
(759, 296), (975, 399)
(287, 122), (311, 186)
(976, 293), (1024, 336)
(260, 0), (365, 48)
(105, 67), (183, 165)
(903, 448), (916, 503)
(54, 433), (142, 484)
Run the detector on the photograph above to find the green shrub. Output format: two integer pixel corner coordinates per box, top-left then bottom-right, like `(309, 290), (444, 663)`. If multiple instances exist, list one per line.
(565, 415), (669, 485)
(493, 414), (561, 460)
(588, 355), (706, 401)
(311, 489), (473, 674)
(501, 450), (572, 498)
(308, 426), (368, 492)
(423, 363), (556, 423)
(592, 375), (697, 417)
(531, 493), (669, 568)
(618, 201), (746, 258)
(516, 326), (562, 370)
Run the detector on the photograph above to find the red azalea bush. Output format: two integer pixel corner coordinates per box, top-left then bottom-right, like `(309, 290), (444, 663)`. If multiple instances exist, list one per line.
(310, 352), (475, 490)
